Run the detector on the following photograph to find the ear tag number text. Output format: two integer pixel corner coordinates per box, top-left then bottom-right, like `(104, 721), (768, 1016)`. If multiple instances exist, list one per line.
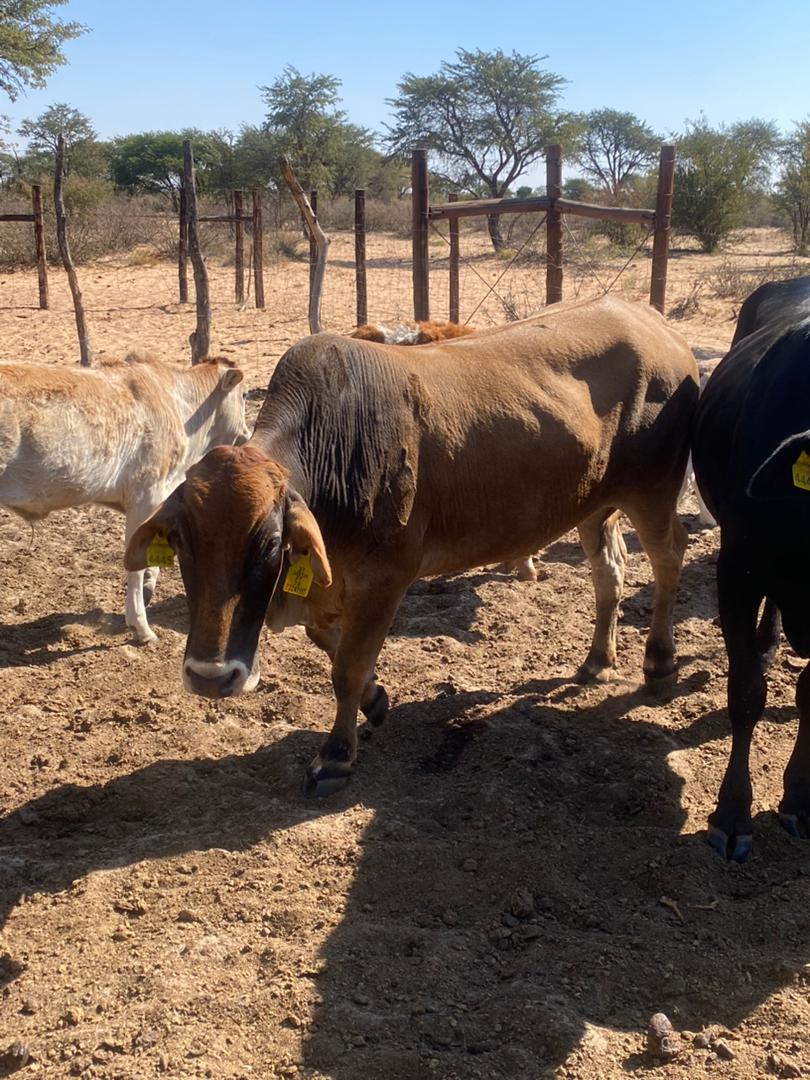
(146, 532), (175, 568)
(793, 450), (810, 492)
(283, 554), (314, 597)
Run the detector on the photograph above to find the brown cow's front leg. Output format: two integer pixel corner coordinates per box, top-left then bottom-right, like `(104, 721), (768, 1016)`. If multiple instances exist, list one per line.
(306, 624), (389, 727)
(306, 587), (405, 796)
(780, 663), (810, 838)
(708, 551), (766, 861)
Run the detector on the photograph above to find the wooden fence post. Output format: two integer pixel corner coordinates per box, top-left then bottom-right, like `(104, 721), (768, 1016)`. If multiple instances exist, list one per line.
(355, 189), (367, 327)
(279, 157), (330, 334)
(448, 193), (459, 324)
(178, 185), (189, 304)
(31, 184), (48, 310)
(650, 145), (676, 314)
(546, 144), (563, 305)
(412, 149), (430, 321)
(252, 190), (265, 309)
(182, 139), (211, 363)
(234, 189), (245, 303)
(54, 136), (92, 366)
(309, 189), (318, 294)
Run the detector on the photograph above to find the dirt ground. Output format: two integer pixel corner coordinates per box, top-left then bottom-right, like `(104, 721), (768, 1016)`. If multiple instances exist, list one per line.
(2, 229), (810, 1080)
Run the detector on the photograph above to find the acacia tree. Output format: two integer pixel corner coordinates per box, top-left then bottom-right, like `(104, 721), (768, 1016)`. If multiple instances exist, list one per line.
(260, 67), (363, 194)
(672, 117), (779, 252)
(575, 109), (659, 199)
(17, 102), (97, 176)
(775, 121), (810, 254)
(386, 49), (571, 251)
(0, 0), (84, 100)
(108, 130), (219, 208)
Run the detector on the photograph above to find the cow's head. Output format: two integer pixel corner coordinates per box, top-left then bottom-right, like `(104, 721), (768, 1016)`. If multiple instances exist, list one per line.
(125, 445), (331, 697)
(199, 358), (251, 448)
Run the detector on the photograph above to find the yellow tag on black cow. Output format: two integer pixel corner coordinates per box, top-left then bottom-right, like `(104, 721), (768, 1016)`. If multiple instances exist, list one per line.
(146, 531), (175, 568)
(283, 554), (314, 597)
(793, 450), (810, 492)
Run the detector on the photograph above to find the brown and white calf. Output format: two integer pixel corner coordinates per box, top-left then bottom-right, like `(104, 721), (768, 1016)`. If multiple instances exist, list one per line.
(351, 320), (474, 345)
(127, 298), (698, 793)
(0, 353), (249, 642)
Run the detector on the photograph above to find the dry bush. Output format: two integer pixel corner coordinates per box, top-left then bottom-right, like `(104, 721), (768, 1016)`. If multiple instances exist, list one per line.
(706, 256), (809, 301)
(706, 260), (766, 300)
(0, 189), (175, 268)
(317, 196), (412, 237)
(668, 281), (703, 320)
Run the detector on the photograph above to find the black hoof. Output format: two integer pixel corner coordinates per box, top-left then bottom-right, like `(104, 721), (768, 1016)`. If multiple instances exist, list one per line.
(779, 812), (804, 839)
(305, 773), (350, 798)
(305, 757), (352, 798)
(644, 667), (677, 695)
(706, 822), (752, 862)
(362, 684), (389, 727)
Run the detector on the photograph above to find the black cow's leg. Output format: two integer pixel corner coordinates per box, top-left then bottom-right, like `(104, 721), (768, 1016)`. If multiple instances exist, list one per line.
(306, 585), (405, 795)
(624, 504), (688, 688)
(306, 624), (389, 727)
(576, 508), (626, 683)
(756, 599), (781, 672)
(780, 663), (810, 837)
(708, 551), (766, 861)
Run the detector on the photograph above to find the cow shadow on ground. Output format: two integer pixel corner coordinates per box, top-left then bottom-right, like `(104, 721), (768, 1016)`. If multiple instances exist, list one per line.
(3, 666), (810, 1077)
(0, 592), (193, 666)
(0, 609), (120, 667)
(299, 681), (810, 1078)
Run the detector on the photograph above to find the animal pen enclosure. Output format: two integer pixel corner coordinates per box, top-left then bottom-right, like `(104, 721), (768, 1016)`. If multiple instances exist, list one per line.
(0, 183), (49, 309)
(411, 144), (676, 323)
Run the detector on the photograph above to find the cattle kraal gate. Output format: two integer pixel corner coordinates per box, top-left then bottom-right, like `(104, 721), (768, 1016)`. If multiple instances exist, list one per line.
(411, 145), (676, 322)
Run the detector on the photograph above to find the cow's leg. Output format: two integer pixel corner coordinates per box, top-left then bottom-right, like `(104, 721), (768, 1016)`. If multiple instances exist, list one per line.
(306, 624), (389, 727)
(624, 504), (688, 688)
(124, 503), (160, 644)
(708, 552), (765, 861)
(306, 586), (405, 795)
(780, 663), (810, 838)
(575, 508), (626, 683)
(756, 599), (781, 672)
(142, 566), (160, 606)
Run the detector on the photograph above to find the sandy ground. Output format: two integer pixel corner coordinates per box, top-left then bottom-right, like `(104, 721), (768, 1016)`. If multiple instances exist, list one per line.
(1, 229), (810, 1079)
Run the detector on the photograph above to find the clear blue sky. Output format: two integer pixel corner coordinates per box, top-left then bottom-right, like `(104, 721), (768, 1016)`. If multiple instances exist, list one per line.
(4, 0), (810, 182)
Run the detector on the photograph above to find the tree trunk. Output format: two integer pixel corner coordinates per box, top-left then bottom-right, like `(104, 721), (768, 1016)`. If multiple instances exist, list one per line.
(487, 213), (505, 252)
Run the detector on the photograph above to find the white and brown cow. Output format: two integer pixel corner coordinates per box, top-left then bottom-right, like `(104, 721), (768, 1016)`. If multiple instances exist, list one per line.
(127, 298), (698, 792)
(0, 353), (249, 642)
(351, 320), (475, 345)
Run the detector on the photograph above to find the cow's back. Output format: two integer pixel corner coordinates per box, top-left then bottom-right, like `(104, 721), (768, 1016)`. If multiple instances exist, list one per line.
(694, 315), (810, 532)
(253, 297), (697, 573)
(730, 276), (810, 348)
(0, 361), (185, 516)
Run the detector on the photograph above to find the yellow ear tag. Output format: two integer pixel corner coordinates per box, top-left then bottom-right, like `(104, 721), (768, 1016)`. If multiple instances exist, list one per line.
(283, 553), (314, 597)
(145, 531), (175, 568)
(793, 450), (810, 492)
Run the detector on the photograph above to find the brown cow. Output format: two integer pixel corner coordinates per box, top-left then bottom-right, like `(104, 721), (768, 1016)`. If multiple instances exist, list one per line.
(127, 298), (698, 793)
(351, 320), (474, 345)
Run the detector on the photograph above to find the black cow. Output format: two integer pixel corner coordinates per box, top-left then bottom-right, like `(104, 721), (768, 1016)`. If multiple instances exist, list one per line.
(693, 275), (810, 860)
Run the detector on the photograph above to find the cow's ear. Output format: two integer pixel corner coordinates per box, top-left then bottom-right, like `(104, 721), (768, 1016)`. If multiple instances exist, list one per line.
(748, 431), (810, 500)
(125, 485), (185, 570)
(283, 490), (332, 588)
(220, 368), (244, 393)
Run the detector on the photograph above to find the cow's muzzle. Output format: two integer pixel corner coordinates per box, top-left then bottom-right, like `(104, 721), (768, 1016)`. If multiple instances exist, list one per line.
(183, 657), (257, 697)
